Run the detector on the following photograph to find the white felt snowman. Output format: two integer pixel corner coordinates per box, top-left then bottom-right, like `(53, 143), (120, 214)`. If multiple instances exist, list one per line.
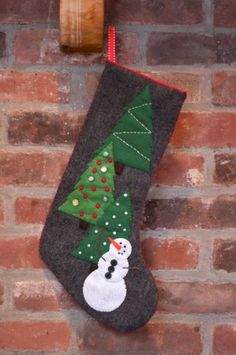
(83, 237), (132, 312)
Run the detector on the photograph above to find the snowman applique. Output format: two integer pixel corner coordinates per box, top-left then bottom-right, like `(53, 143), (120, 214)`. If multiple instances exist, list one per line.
(83, 237), (132, 312)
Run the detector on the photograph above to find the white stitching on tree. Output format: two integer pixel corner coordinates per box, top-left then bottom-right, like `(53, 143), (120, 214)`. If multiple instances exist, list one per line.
(113, 102), (152, 162)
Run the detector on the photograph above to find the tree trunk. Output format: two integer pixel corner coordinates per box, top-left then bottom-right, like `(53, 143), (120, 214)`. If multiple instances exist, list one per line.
(115, 162), (125, 175)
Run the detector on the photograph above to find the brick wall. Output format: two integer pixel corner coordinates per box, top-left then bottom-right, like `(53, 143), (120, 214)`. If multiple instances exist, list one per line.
(0, 0), (236, 354)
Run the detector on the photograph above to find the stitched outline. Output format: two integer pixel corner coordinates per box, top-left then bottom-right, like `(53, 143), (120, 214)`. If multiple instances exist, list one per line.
(113, 102), (152, 162)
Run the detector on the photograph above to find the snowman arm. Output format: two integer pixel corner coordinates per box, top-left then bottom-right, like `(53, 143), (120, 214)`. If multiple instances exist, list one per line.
(98, 252), (110, 265)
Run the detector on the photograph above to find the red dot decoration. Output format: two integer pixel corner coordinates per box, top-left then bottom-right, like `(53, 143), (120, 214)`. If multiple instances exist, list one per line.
(101, 177), (107, 183)
(96, 203), (101, 209)
(83, 194), (88, 199)
(79, 186), (84, 190)
(80, 212), (85, 216)
(92, 213), (97, 218)
(108, 157), (113, 163)
(92, 168), (97, 173)
(91, 186), (97, 191)
(105, 187), (110, 192)
(96, 160), (102, 165)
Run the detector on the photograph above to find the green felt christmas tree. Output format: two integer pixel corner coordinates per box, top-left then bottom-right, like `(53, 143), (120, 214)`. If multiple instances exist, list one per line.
(104, 84), (153, 173)
(58, 142), (115, 225)
(71, 191), (132, 264)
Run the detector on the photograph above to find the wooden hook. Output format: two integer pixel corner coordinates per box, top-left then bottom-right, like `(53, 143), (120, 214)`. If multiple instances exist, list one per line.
(60, 0), (104, 52)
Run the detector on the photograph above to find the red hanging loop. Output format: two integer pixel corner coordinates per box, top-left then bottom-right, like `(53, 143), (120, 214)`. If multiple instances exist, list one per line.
(107, 26), (116, 63)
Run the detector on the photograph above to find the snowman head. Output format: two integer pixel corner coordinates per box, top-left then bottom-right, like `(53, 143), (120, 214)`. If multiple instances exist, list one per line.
(108, 237), (132, 258)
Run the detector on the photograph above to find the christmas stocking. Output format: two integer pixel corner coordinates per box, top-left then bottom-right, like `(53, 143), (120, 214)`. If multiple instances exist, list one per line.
(40, 27), (186, 331)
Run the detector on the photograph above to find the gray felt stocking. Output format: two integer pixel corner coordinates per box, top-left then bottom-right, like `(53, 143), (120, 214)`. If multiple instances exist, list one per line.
(40, 27), (186, 331)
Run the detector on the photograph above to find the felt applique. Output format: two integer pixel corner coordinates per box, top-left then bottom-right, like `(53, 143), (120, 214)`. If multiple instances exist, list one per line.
(71, 191), (132, 264)
(58, 142), (115, 225)
(104, 84), (153, 173)
(83, 237), (132, 312)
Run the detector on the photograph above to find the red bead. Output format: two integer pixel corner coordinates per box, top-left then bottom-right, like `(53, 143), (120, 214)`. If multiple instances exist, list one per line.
(96, 160), (102, 165)
(92, 213), (97, 218)
(79, 186), (84, 190)
(101, 177), (107, 183)
(108, 157), (113, 163)
(105, 187), (110, 192)
(96, 203), (101, 209)
(92, 168), (97, 173)
(80, 212), (85, 217)
(91, 186), (97, 191)
(83, 194), (88, 199)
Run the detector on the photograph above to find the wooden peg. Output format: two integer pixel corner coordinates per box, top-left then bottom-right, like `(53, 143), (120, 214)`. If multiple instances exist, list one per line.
(60, 0), (104, 52)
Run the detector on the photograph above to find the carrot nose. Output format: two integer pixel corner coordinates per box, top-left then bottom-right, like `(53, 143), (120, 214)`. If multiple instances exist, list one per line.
(108, 237), (122, 250)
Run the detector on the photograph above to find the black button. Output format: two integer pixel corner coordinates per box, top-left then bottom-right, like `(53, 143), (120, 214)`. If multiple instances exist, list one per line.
(110, 259), (117, 266)
(108, 266), (115, 273)
(105, 272), (112, 279)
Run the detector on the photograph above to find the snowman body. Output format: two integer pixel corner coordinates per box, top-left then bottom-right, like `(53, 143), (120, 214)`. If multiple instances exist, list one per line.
(83, 238), (132, 312)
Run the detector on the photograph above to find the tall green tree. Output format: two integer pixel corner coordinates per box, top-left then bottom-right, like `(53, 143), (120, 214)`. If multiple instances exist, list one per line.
(105, 84), (153, 173)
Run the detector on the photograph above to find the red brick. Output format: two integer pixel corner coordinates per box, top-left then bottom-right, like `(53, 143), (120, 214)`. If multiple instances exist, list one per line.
(212, 71), (236, 106)
(8, 111), (84, 145)
(13, 281), (77, 311)
(213, 240), (236, 272)
(158, 282), (236, 313)
(116, 32), (139, 64)
(214, 33), (236, 64)
(143, 196), (236, 230)
(145, 72), (201, 103)
(15, 29), (103, 65)
(214, 0), (236, 27)
(78, 320), (202, 354)
(0, 321), (71, 351)
(0, 32), (6, 57)
(15, 198), (51, 224)
(142, 237), (199, 269)
(0, 200), (3, 224)
(170, 112), (236, 148)
(147, 33), (236, 65)
(0, 152), (69, 186)
(214, 154), (236, 185)
(0, 282), (3, 305)
(0, 237), (44, 268)
(0, 0), (59, 24)
(0, 70), (69, 103)
(153, 152), (204, 186)
(213, 325), (236, 354)
(147, 33), (215, 65)
(15, 29), (138, 65)
(106, 0), (203, 25)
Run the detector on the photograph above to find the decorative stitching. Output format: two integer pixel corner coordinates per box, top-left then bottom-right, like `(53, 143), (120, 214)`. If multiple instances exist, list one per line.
(113, 102), (152, 162)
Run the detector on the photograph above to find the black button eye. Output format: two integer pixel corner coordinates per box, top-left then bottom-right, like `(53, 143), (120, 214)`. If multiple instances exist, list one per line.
(124, 245), (126, 248)
(111, 259), (117, 266)
(119, 242), (122, 245)
(105, 272), (112, 279)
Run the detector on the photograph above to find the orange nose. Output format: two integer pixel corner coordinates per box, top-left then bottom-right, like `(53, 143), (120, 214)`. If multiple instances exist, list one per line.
(108, 237), (122, 250)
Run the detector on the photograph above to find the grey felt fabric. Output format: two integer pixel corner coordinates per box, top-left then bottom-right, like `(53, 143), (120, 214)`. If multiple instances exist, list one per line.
(40, 62), (186, 331)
